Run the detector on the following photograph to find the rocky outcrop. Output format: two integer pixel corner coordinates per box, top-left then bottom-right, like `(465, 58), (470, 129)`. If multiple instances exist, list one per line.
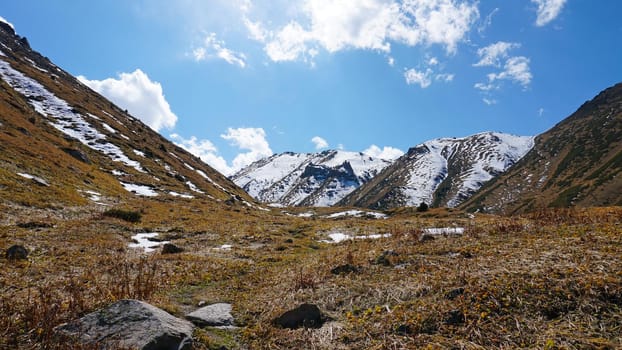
(56, 299), (193, 350)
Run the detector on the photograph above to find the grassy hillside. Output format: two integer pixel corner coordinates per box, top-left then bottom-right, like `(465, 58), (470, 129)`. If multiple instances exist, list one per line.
(462, 83), (622, 214)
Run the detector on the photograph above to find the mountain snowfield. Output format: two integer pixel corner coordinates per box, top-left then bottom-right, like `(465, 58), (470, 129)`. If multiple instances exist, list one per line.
(231, 150), (392, 206)
(405, 132), (535, 207)
(339, 132), (535, 209)
(233, 133), (534, 208)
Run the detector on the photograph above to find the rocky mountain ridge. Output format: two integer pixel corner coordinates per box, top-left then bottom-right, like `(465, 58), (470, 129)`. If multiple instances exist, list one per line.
(339, 132), (534, 209)
(231, 150), (392, 206)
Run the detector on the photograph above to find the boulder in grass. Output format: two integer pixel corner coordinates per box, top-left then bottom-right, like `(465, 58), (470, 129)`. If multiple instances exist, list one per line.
(273, 303), (324, 329)
(161, 243), (184, 255)
(55, 299), (193, 350)
(6, 245), (28, 260)
(186, 303), (234, 327)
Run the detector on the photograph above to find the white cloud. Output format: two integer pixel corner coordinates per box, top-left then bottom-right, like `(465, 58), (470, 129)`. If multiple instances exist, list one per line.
(243, 17), (268, 42)
(253, 0), (479, 63)
(473, 42), (532, 93)
(194, 33), (247, 68)
(404, 68), (432, 88)
(532, 0), (567, 26)
(170, 133), (233, 175)
(482, 98), (497, 105)
(435, 73), (454, 82)
(478, 7), (499, 35)
(311, 136), (329, 150)
(474, 82), (496, 91)
(221, 127), (273, 171)
(474, 41), (520, 67)
(538, 107), (544, 116)
(171, 127), (273, 176)
(78, 69), (178, 132)
(488, 56), (532, 87)
(363, 145), (404, 160)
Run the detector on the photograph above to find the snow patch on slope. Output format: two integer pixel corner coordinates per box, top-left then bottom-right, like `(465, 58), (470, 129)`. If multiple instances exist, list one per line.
(0, 58), (144, 172)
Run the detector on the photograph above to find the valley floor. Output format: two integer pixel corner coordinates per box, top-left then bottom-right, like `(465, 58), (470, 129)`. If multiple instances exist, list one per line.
(1, 201), (621, 349)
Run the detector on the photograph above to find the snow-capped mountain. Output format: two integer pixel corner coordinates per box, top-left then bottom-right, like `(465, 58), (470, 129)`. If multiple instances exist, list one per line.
(231, 150), (393, 206)
(339, 132), (534, 209)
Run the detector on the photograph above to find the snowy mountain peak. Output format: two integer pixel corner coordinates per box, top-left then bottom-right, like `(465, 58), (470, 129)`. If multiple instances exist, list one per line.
(339, 132), (534, 209)
(231, 149), (393, 207)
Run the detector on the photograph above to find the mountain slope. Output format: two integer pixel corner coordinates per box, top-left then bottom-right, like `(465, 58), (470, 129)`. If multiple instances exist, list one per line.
(231, 150), (392, 206)
(339, 132), (534, 209)
(462, 83), (622, 214)
(0, 22), (250, 208)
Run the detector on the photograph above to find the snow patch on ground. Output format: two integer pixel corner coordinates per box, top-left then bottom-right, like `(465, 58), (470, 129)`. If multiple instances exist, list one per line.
(325, 210), (387, 219)
(169, 191), (194, 199)
(320, 232), (391, 244)
(214, 244), (233, 251)
(196, 169), (229, 193)
(129, 233), (169, 253)
(121, 182), (158, 197)
(423, 227), (464, 235)
(17, 172), (49, 186)
(186, 181), (204, 194)
(102, 123), (117, 134)
(133, 149), (146, 157)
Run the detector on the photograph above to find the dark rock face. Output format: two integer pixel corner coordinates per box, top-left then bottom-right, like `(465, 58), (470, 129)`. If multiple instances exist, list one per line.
(62, 148), (91, 164)
(55, 299), (194, 350)
(273, 303), (324, 329)
(161, 243), (184, 255)
(186, 303), (234, 327)
(6, 245), (28, 260)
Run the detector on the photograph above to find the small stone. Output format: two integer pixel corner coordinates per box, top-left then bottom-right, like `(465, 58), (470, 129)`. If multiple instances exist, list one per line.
(274, 303), (324, 329)
(6, 245), (28, 260)
(443, 309), (465, 325)
(420, 234), (435, 242)
(374, 250), (399, 266)
(161, 243), (184, 254)
(186, 303), (234, 327)
(330, 264), (360, 275)
(445, 287), (465, 300)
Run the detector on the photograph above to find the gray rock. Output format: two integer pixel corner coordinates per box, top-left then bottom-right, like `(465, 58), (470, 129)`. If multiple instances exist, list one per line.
(161, 243), (184, 255)
(273, 303), (324, 329)
(6, 245), (28, 260)
(186, 303), (234, 327)
(56, 299), (193, 350)
(62, 148), (91, 164)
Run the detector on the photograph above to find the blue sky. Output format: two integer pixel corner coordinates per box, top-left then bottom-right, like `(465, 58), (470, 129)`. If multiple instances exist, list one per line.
(2, 1), (621, 175)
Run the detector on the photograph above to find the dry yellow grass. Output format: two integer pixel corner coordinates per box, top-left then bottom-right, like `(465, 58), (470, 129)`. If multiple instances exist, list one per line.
(1, 201), (621, 349)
